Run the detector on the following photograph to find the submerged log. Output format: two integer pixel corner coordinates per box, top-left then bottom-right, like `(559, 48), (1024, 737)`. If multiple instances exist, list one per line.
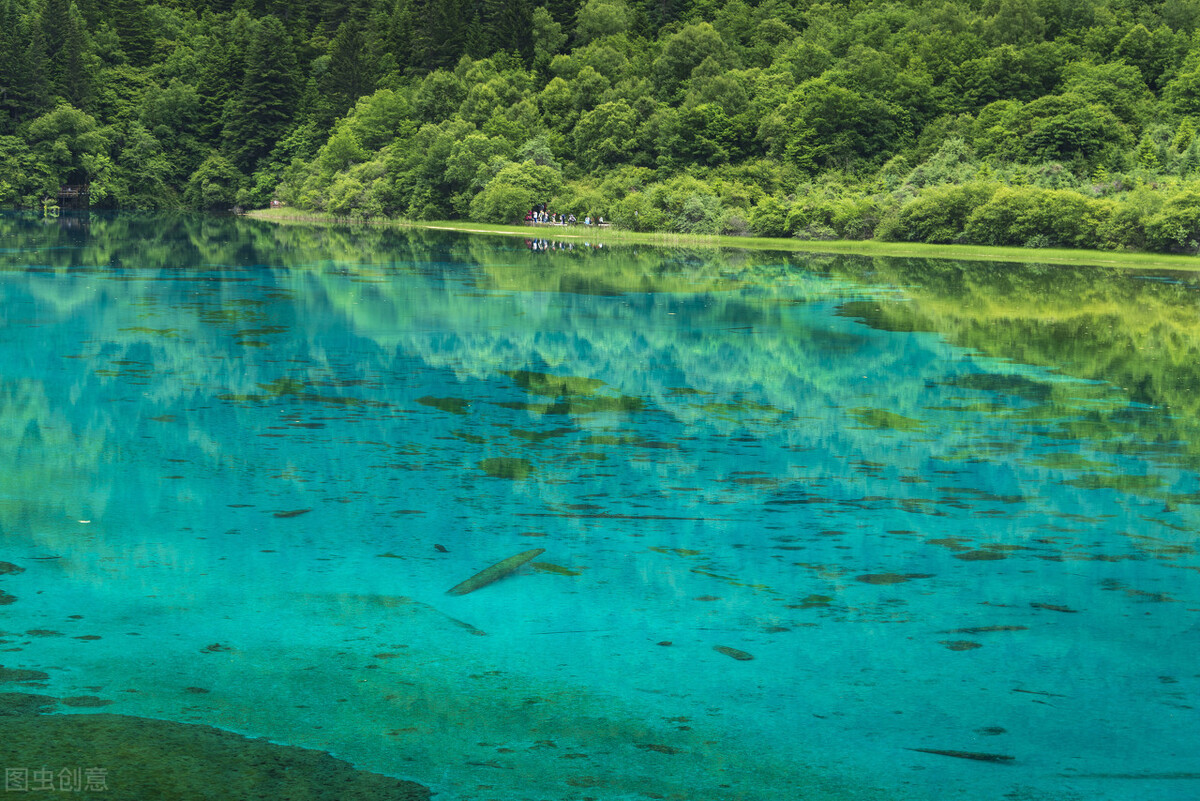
(446, 548), (546, 596)
(713, 645), (755, 661)
(906, 748), (1015, 763)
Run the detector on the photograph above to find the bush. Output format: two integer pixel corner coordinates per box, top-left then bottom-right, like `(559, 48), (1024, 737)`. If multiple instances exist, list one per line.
(469, 181), (537, 223)
(749, 195), (790, 237)
(962, 186), (1108, 248)
(883, 182), (999, 243)
(1144, 190), (1200, 252)
(184, 155), (243, 210)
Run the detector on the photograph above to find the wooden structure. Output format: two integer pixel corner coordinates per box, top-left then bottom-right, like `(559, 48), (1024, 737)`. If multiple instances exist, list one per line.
(57, 184), (90, 208)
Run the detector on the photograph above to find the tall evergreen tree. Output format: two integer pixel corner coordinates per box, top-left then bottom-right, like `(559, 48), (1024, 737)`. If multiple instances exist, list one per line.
(109, 0), (155, 66)
(0, 0), (23, 131)
(482, 0), (533, 61)
(21, 19), (53, 119)
(408, 0), (470, 71)
(325, 18), (377, 119)
(222, 15), (299, 174)
(41, 0), (93, 109)
(195, 14), (252, 145)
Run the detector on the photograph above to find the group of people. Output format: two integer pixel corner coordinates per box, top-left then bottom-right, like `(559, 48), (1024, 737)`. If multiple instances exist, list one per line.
(524, 204), (606, 227)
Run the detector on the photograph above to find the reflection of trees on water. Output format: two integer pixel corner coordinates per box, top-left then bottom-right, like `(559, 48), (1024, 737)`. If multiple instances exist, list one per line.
(5, 213), (1200, 544)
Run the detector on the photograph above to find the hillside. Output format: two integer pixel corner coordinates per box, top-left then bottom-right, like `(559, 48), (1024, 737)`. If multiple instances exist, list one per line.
(5, 0), (1200, 251)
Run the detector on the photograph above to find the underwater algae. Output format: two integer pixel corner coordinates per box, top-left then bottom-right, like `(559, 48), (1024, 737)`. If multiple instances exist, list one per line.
(477, 456), (535, 479)
(0, 693), (430, 801)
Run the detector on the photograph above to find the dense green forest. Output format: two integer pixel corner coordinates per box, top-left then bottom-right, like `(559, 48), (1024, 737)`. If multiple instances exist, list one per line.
(6, 0), (1200, 251)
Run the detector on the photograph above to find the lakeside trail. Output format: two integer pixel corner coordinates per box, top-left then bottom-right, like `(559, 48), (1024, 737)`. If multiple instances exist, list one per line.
(245, 208), (1200, 272)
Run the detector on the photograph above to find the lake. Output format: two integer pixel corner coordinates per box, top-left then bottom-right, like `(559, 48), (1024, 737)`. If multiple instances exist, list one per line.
(1, 212), (1198, 800)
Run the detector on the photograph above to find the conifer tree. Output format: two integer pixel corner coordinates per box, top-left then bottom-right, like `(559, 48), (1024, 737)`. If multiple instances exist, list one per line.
(482, 0), (533, 61)
(222, 15), (299, 174)
(325, 18), (377, 119)
(0, 0), (23, 131)
(41, 0), (93, 109)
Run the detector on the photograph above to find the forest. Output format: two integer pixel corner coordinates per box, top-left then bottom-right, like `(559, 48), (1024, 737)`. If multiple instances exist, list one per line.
(5, 0), (1200, 251)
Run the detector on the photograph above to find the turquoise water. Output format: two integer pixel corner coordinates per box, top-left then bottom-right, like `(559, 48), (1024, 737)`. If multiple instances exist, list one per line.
(2, 213), (1200, 800)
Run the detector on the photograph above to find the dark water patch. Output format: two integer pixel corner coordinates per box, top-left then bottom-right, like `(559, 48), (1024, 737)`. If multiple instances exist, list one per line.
(855, 573), (935, 585)
(272, 508), (313, 519)
(1029, 452), (1113, 471)
(648, 547), (702, 557)
(0, 692), (57, 716)
(953, 550), (1009, 561)
(0, 667), (49, 684)
(525, 510), (721, 521)
(937, 487), (1025, 504)
(1030, 603), (1078, 613)
(942, 625), (1027, 634)
(62, 696), (114, 707)
(494, 395), (645, 414)
(906, 747), (1014, 763)
(940, 641), (983, 651)
(1065, 773), (1200, 779)
(584, 434), (677, 449)
(501, 370), (606, 396)
(416, 396), (471, 414)
(1013, 688), (1067, 698)
(836, 301), (931, 332)
(509, 426), (577, 442)
(941, 373), (1055, 402)
(118, 326), (181, 338)
(0, 712), (431, 800)
(1061, 474), (1166, 494)
(1099, 579), (1177, 603)
(530, 562), (582, 576)
(25, 630), (64, 638)
(478, 457), (534, 479)
(786, 595), (835, 609)
(0, 562), (23, 575)
(848, 407), (926, 431)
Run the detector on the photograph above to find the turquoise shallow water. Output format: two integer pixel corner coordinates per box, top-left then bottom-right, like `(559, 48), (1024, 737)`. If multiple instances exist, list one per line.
(2, 213), (1200, 800)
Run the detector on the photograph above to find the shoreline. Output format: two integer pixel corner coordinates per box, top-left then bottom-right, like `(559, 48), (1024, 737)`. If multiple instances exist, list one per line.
(244, 207), (1200, 272)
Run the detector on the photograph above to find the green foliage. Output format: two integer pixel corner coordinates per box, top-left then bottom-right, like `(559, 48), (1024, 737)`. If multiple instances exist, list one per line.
(1145, 190), (1200, 252)
(881, 183), (999, 243)
(575, 0), (631, 45)
(26, 104), (110, 188)
(573, 100), (637, 170)
(185, 153), (243, 209)
(222, 15), (299, 173)
(3, 0), (1200, 254)
(962, 185), (1108, 248)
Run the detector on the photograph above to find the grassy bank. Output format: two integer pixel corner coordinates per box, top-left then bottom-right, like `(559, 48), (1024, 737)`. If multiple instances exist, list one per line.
(244, 208), (1200, 272)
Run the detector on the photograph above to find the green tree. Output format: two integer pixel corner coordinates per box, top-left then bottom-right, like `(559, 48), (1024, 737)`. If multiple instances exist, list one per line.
(41, 0), (92, 109)
(26, 103), (110, 189)
(222, 16), (299, 174)
(783, 78), (904, 172)
(576, 0), (632, 45)
(323, 19), (378, 122)
(574, 99), (638, 170)
(184, 153), (243, 209)
(653, 22), (735, 100)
